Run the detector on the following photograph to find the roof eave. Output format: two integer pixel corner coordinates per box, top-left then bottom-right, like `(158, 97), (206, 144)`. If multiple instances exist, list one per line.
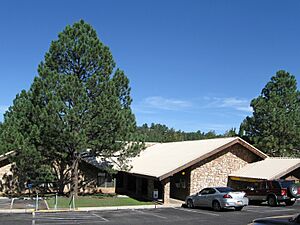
(270, 162), (300, 180)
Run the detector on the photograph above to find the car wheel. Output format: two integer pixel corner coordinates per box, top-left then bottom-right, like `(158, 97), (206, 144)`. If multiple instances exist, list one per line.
(285, 200), (296, 206)
(235, 206), (243, 211)
(212, 201), (221, 211)
(288, 184), (299, 198)
(267, 195), (278, 207)
(187, 199), (194, 209)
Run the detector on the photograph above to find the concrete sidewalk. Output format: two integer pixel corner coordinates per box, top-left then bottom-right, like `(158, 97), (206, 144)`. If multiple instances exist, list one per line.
(0, 202), (182, 214)
(0, 199), (299, 214)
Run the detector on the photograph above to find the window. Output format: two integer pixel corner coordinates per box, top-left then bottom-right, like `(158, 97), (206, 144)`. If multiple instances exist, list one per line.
(216, 187), (234, 193)
(200, 188), (211, 195)
(97, 172), (115, 188)
(97, 173), (106, 187)
(279, 180), (293, 188)
(207, 188), (216, 194)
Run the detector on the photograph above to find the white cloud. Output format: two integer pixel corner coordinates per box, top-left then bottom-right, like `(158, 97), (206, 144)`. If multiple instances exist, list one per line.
(134, 96), (193, 112)
(203, 97), (252, 112)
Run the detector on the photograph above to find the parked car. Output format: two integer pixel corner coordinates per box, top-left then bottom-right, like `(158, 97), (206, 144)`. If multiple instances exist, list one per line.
(230, 179), (300, 206)
(249, 214), (300, 225)
(185, 187), (248, 211)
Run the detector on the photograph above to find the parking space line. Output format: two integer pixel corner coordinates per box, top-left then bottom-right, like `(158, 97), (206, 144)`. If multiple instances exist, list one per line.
(245, 208), (295, 213)
(133, 209), (168, 219)
(32, 213), (109, 225)
(172, 207), (220, 216)
(34, 222), (105, 225)
(92, 213), (109, 222)
(10, 198), (14, 209)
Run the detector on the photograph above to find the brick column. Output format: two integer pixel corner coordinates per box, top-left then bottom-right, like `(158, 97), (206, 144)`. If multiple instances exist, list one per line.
(162, 178), (170, 204)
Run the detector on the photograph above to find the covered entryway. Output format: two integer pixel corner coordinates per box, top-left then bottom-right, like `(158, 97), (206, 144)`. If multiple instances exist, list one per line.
(229, 157), (300, 183)
(170, 170), (190, 200)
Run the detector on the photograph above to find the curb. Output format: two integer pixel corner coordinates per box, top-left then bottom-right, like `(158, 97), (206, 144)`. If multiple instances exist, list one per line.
(0, 204), (182, 214)
(77, 204), (180, 211)
(0, 209), (34, 214)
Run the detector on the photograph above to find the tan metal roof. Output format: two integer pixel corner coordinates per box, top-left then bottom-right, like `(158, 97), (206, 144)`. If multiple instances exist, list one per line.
(230, 157), (300, 180)
(128, 137), (267, 180)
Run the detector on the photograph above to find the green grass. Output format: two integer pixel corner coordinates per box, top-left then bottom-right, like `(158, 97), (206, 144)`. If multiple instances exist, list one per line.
(46, 195), (153, 208)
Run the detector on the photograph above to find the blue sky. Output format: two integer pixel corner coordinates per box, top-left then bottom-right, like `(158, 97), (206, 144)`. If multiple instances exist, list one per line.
(1, 0), (300, 133)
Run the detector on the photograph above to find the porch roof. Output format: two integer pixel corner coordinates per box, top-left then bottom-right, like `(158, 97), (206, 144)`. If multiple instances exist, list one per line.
(229, 157), (300, 180)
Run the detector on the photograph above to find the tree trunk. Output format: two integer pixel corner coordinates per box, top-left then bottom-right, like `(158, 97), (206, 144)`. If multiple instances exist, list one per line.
(71, 154), (79, 198)
(58, 162), (66, 195)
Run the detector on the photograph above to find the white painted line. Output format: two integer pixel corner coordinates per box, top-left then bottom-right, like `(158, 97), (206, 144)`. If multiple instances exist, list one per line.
(33, 222), (106, 225)
(245, 208), (295, 213)
(266, 209), (296, 212)
(10, 198), (15, 209)
(35, 217), (81, 220)
(32, 211), (35, 225)
(44, 200), (49, 210)
(133, 209), (168, 219)
(172, 207), (220, 216)
(37, 215), (97, 219)
(92, 213), (109, 221)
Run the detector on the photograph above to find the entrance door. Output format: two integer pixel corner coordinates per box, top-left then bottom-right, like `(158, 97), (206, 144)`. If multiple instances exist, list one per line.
(170, 170), (190, 200)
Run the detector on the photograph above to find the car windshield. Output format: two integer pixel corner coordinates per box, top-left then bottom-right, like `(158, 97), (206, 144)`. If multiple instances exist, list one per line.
(216, 187), (234, 193)
(280, 180), (294, 188)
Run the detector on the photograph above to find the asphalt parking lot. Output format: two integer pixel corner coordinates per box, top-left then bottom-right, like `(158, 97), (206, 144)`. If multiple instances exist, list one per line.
(0, 203), (299, 225)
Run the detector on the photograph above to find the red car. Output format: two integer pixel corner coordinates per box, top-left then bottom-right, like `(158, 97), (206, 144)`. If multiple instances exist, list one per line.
(230, 179), (300, 206)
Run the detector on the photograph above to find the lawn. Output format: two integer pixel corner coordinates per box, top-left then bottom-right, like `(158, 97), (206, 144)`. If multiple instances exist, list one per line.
(46, 194), (154, 208)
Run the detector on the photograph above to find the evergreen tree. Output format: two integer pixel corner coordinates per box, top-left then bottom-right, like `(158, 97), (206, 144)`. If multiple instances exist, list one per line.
(1, 20), (142, 196)
(0, 91), (54, 192)
(241, 70), (300, 157)
(136, 123), (221, 142)
(224, 128), (237, 137)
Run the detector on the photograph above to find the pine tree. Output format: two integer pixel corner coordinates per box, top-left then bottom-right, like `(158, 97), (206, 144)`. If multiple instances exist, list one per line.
(0, 91), (54, 192)
(241, 70), (300, 157)
(1, 20), (142, 196)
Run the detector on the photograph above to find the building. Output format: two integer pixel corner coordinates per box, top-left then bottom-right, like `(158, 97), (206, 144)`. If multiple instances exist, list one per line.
(228, 157), (300, 186)
(116, 137), (268, 203)
(1, 137), (299, 203)
(0, 151), (115, 195)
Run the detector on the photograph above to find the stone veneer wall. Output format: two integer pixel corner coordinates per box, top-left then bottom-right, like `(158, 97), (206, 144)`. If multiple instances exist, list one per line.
(190, 144), (261, 195)
(162, 178), (170, 204)
(0, 163), (13, 194)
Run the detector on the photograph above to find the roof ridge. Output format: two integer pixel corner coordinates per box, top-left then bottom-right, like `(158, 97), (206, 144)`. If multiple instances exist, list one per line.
(153, 137), (238, 145)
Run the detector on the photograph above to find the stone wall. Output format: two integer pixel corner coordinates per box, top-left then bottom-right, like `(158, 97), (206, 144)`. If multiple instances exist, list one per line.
(190, 143), (261, 195)
(162, 178), (170, 204)
(0, 163), (13, 194)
